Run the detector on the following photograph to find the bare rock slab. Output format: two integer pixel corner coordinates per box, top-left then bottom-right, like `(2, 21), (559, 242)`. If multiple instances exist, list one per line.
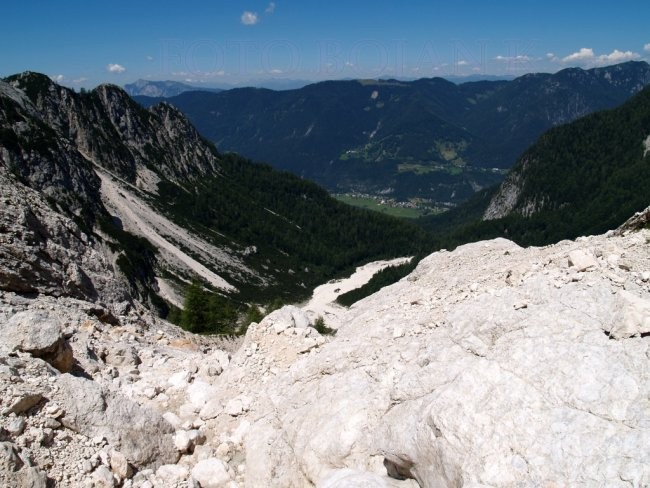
(52, 374), (178, 469)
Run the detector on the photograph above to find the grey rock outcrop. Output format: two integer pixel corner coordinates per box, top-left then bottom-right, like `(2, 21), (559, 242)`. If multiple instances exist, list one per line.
(0, 72), (229, 306)
(53, 373), (178, 468)
(0, 441), (47, 488)
(1, 311), (73, 372)
(6, 72), (219, 186)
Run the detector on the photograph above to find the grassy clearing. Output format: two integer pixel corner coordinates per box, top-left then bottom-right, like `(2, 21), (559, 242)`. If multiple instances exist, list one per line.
(335, 195), (426, 219)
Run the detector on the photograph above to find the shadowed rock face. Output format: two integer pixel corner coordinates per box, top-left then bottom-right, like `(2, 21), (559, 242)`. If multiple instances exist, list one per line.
(0, 73), (221, 304)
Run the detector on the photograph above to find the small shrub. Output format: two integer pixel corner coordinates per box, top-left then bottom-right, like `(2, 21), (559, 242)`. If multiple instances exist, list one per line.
(313, 316), (336, 336)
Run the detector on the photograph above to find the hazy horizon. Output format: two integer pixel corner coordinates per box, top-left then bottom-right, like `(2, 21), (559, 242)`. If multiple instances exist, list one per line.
(2, 0), (649, 89)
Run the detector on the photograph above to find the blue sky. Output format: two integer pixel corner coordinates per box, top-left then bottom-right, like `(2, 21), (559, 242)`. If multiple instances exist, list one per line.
(2, 0), (650, 88)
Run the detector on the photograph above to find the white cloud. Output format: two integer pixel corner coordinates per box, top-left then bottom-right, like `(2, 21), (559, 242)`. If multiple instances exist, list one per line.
(146, 55), (154, 61)
(495, 55), (532, 62)
(51, 74), (65, 83)
(562, 47), (595, 63)
(269, 68), (283, 74)
(265, 2), (275, 14)
(241, 11), (259, 25)
(73, 77), (87, 84)
(173, 70), (226, 79)
(561, 48), (640, 67)
(107, 63), (126, 74)
(457, 60), (468, 66)
(601, 49), (639, 63)
(644, 43), (650, 53)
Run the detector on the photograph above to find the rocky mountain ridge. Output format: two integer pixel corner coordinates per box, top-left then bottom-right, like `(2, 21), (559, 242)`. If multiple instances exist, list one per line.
(1, 207), (648, 487)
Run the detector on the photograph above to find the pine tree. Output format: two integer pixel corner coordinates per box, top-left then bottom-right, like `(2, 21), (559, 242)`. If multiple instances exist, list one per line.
(181, 281), (207, 332)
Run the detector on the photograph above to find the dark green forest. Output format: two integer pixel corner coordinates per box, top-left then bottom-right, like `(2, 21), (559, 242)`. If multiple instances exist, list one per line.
(154, 150), (436, 304)
(336, 258), (420, 307)
(420, 85), (650, 247)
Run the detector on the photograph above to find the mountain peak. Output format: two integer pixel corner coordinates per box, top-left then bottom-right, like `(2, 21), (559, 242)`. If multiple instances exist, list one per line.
(124, 79), (222, 98)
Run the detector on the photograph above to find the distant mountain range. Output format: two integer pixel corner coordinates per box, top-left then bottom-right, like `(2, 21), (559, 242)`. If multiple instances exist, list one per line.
(420, 83), (650, 247)
(124, 79), (223, 97)
(134, 61), (650, 207)
(124, 78), (315, 97)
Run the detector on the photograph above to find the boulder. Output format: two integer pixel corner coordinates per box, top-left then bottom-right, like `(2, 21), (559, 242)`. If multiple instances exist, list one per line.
(608, 290), (650, 339)
(241, 237), (650, 487)
(156, 464), (189, 484)
(173, 430), (192, 453)
(567, 249), (598, 271)
(91, 465), (115, 488)
(0, 311), (73, 372)
(191, 458), (231, 488)
(52, 374), (178, 468)
(109, 449), (132, 480)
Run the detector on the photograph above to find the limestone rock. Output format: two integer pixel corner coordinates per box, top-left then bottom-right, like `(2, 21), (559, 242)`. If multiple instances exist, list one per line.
(199, 399), (223, 420)
(567, 249), (598, 271)
(109, 449), (132, 480)
(238, 235), (650, 487)
(52, 374), (178, 468)
(0, 311), (73, 372)
(0, 442), (47, 488)
(173, 430), (192, 453)
(191, 458), (231, 488)
(320, 468), (418, 487)
(608, 290), (650, 339)
(225, 399), (243, 417)
(91, 465), (116, 488)
(0, 442), (23, 473)
(268, 305), (311, 333)
(4, 392), (44, 415)
(156, 464), (189, 484)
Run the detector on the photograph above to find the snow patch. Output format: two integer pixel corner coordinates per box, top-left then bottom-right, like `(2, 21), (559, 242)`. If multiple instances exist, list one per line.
(302, 256), (411, 327)
(644, 134), (650, 157)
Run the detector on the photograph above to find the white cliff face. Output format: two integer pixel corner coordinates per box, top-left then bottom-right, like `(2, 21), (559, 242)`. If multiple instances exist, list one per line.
(226, 228), (650, 487)
(482, 171), (523, 220)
